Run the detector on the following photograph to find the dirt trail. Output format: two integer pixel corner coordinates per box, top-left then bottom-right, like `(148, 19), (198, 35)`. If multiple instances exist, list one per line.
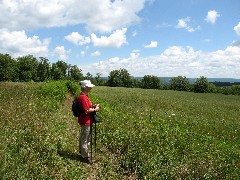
(62, 93), (136, 179)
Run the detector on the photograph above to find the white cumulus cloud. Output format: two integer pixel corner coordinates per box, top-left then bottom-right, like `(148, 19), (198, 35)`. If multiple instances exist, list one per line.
(130, 52), (140, 59)
(91, 28), (127, 48)
(65, 32), (90, 46)
(144, 41), (158, 48)
(91, 51), (101, 57)
(176, 17), (199, 32)
(132, 30), (137, 37)
(80, 51), (85, 56)
(53, 46), (71, 61)
(205, 10), (220, 24)
(0, 28), (50, 58)
(234, 22), (240, 36)
(81, 45), (240, 78)
(232, 40), (240, 47)
(176, 17), (189, 29)
(0, 0), (150, 33)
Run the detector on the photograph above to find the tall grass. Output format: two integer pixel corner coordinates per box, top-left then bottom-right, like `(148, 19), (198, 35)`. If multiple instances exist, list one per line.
(0, 82), (88, 179)
(92, 86), (240, 179)
(0, 82), (127, 179)
(1, 82), (240, 179)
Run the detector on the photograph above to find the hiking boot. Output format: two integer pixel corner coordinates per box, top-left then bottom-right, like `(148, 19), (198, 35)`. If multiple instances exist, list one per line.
(80, 156), (92, 164)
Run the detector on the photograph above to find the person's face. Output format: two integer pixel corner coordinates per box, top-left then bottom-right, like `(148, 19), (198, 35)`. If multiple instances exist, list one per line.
(85, 86), (92, 92)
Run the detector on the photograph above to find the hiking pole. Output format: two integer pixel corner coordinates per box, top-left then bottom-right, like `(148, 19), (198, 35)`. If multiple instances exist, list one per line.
(94, 122), (97, 154)
(90, 121), (93, 164)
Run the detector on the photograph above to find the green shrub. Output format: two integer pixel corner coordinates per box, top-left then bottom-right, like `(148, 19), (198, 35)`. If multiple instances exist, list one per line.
(65, 81), (80, 97)
(37, 81), (68, 111)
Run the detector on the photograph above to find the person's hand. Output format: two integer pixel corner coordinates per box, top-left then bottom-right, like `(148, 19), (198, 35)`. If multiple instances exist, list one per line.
(94, 104), (100, 108)
(95, 106), (100, 112)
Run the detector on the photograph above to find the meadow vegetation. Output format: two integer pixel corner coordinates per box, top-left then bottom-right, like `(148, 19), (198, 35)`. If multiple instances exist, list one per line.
(0, 82), (122, 179)
(1, 81), (240, 179)
(92, 86), (240, 179)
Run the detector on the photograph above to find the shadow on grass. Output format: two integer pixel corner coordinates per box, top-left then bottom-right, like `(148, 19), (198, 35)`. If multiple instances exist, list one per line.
(57, 149), (81, 161)
(57, 149), (92, 164)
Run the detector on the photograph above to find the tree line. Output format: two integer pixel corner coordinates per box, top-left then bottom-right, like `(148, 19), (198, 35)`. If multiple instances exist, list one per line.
(107, 69), (240, 95)
(0, 54), (105, 84)
(1, 53), (239, 95)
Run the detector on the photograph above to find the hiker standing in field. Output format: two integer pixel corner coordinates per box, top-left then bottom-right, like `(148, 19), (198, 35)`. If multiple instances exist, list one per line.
(78, 80), (100, 163)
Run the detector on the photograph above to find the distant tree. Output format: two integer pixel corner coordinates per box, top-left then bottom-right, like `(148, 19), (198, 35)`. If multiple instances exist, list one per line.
(93, 72), (105, 86)
(51, 64), (63, 80)
(231, 85), (240, 95)
(218, 87), (232, 95)
(55, 60), (68, 78)
(37, 57), (50, 82)
(132, 78), (141, 88)
(212, 81), (231, 87)
(51, 60), (68, 80)
(17, 55), (38, 82)
(208, 83), (217, 93)
(107, 68), (133, 87)
(161, 83), (170, 90)
(107, 70), (120, 87)
(193, 76), (209, 93)
(120, 68), (133, 87)
(69, 65), (84, 81)
(85, 72), (93, 81)
(0, 54), (18, 81)
(141, 75), (161, 89)
(170, 76), (190, 91)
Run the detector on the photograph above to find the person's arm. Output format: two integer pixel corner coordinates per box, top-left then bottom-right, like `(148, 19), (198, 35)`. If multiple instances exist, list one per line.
(87, 105), (100, 113)
(79, 96), (96, 114)
(86, 107), (98, 113)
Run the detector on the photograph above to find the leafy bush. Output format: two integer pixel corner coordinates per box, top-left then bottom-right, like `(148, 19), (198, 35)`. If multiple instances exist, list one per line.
(65, 80), (80, 97)
(217, 87), (232, 95)
(37, 81), (68, 111)
(231, 85), (240, 95)
(207, 82), (217, 93)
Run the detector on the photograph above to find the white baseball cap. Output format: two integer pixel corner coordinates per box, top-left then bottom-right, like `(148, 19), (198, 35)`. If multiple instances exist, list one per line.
(80, 80), (95, 88)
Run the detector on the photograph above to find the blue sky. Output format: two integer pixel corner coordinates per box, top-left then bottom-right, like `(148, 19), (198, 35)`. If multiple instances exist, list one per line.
(0, 0), (240, 78)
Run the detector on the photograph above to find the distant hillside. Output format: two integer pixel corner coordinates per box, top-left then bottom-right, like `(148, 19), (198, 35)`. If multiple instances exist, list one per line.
(102, 77), (240, 84)
(181, 78), (240, 84)
(207, 78), (240, 83)
(135, 77), (240, 84)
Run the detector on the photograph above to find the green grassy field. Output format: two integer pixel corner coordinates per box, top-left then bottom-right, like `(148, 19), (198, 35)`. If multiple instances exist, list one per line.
(1, 82), (240, 179)
(93, 86), (240, 179)
(0, 82), (122, 179)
